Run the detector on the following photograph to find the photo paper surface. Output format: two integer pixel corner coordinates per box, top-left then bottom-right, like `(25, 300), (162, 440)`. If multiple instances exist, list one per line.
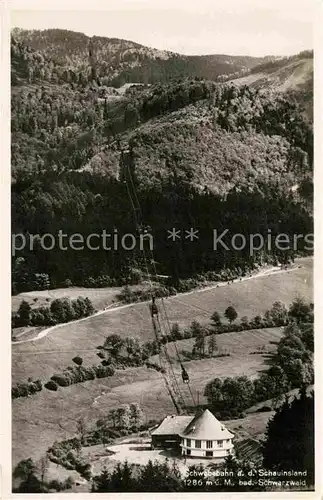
(6, 0), (318, 496)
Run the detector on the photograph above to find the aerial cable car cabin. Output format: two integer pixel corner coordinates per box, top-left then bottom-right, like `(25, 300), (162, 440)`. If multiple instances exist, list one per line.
(150, 296), (159, 318)
(181, 363), (189, 384)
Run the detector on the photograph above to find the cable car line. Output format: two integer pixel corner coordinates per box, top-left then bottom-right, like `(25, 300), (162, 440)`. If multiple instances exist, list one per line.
(123, 156), (187, 413)
(122, 151), (195, 413)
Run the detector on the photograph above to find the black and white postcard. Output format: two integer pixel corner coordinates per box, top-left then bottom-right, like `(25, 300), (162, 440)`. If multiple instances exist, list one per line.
(1, 0), (321, 497)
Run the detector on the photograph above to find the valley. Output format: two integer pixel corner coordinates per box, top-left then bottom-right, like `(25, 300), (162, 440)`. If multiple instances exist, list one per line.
(12, 257), (312, 469)
(10, 24), (314, 494)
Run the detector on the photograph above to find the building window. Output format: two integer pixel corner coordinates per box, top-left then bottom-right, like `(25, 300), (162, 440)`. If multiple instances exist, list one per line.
(187, 449), (191, 456)
(195, 440), (201, 448)
(218, 440), (223, 448)
(206, 451), (213, 457)
(206, 440), (212, 449)
(187, 439), (191, 447)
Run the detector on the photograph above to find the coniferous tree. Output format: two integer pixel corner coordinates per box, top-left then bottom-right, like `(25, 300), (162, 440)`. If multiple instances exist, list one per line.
(262, 389), (314, 486)
(17, 300), (32, 326)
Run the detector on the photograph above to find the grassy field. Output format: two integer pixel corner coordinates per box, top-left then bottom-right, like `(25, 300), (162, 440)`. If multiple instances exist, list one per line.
(12, 286), (123, 313)
(12, 257), (312, 469)
(12, 257), (312, 383)
(12, 326), (283, 467)
(156, 327), (281, 364)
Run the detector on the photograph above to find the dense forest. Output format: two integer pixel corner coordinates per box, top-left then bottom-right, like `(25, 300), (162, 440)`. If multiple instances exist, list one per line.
(11, 30), (313, 294)
(11, 28), (271, 87)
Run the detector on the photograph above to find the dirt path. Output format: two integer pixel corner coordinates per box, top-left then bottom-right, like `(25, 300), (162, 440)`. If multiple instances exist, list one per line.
(13, 263), (301, 345)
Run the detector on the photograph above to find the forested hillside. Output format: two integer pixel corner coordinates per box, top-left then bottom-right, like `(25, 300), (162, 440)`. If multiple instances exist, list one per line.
(11, 28), (271, 87)
(11, 29), (313, 294)
(231, 51), (313, 120)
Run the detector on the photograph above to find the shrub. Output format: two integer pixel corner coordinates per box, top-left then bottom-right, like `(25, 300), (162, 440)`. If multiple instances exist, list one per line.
(145, 361), (165, 373)
(48, 479), (64, 492)
(51, 374), (70, 387)
(27, 297), (95, 327)
(12, 379), (43, 399)
(83, 366), (97, 380)
(183, 329), (193, 339)
(240, 316), (249, 329)
(34, 379), (42, 391)
(76, 462), (92, 480)
(104, 366), (115, 376)
(66, 451), (76, 463)
(33, 273), (51, 290)
(211, 311), (221, 326)
(256, 405), (272, 413)
(118, 284), (170, 304)
(47, 437), (91, 480)
(72, 356), (83, 366)
(94, 365), (106, 378)
(170, 323), (183, 340)
(44, 380), (58, 391)
(204, 376), (254, 416)
(64, 476), (75, 489)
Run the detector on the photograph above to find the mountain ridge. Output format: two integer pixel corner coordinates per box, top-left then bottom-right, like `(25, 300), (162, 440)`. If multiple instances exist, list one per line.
(11, 28), (279, 87)
(11, 28), (313, 291)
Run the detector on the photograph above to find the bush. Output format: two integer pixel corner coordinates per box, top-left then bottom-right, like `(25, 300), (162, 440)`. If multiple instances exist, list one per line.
(30, 307), (56, 326)
(204, 376), (254, 416)
(27, 297), (95, 327)
(47, 361), (116, 391)
(76, 462), (92, 480)
(84, 275), (112, 288)
(64, 476), (75, 489)
(117, 284), (170, 304)
(44, 380), (58, 391)
(48, 479), (65, 492)
(256, 405), (272, 413)
(94, 365), (107, 378)
(51, 373), (71, 387)
(72, 356), (83, 366)
(47, 437), (91, 480)
(145, 361), (165, 373)
(12, 379), (43, 399)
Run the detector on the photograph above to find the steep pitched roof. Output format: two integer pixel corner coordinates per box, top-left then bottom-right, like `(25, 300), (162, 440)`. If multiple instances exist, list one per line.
(151, 415), (194, 436)
(180, 409), (234, 440)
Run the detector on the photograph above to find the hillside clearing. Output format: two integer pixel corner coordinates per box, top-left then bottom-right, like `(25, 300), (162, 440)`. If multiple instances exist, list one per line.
(232, 58), (313, 93)
(12, 286), (123, 313)
(12, 326), (283, 467)
(12, 257), (312, 382)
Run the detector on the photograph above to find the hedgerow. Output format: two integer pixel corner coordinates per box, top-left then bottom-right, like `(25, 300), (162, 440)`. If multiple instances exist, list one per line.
(48, 364), (115, 389)
(12, 379), (42, 399)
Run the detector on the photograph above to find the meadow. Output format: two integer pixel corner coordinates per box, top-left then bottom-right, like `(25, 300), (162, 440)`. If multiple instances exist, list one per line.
(12, 285), (122, 313)
(12, 257), (312, 382)
(12, 257), (312, 468)
(12, 327), (282, 467)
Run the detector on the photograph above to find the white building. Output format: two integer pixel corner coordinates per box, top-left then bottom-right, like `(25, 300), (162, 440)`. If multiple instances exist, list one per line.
(151, 409), (234, 461)
(180, 409), (234, 460)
